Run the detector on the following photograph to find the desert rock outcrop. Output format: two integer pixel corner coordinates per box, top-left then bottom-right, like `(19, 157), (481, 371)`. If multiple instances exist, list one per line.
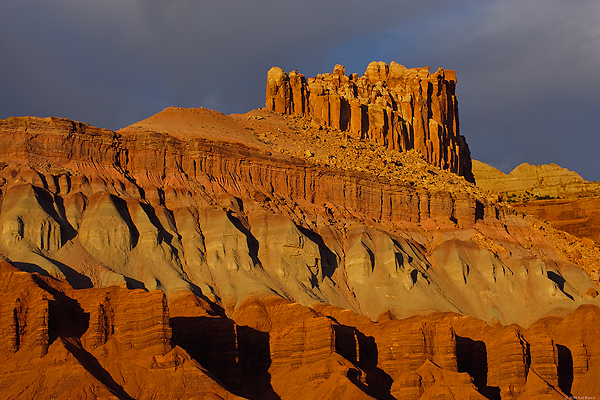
(473, 160), (600, 245)
(2, 266), (598, 399)
(472, 160), (600, 199)
(266, 62), (473, 181)
(0, 111), (598, 328)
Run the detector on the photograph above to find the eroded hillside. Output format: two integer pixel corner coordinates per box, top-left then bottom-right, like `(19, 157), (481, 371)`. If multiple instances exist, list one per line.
(1, 109), (598, 326)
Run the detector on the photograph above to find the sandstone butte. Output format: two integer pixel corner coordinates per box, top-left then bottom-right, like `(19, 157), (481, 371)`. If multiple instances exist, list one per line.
(265, 62), (473, 182)
(0, 61), (599, 400)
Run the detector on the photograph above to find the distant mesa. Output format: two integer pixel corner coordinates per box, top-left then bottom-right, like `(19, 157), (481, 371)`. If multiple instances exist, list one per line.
(265, 61), (473, 182)
(473, 159), (600, 245)
(472, 160), (600, 199)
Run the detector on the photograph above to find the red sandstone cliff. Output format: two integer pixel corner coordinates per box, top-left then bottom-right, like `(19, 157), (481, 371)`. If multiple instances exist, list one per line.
(265, 62), (473, 181)
(1, 259), (598, 399)
(0, 111), (598, 325)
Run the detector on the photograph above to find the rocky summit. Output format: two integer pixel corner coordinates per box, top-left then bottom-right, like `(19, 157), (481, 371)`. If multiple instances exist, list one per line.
(0, 62), (599, 400)
(266, 62), (473, 182)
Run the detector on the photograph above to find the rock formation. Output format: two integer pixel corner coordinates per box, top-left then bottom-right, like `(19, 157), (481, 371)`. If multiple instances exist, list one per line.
(266, 62), (473, 182)
(3, 261), (598, 399)
(0, 261), (244, 399)
(0, 112), (598, 329)
(0, 110), (599, 324)
(472, 160), (600, 199)
(0, 64), (599, 398)
(473, 160), (600, 245)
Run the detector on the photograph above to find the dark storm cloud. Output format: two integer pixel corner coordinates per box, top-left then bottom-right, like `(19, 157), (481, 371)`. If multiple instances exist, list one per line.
(368, 0), (600, 179)
(435, 0), (600, 180)
(1, 0), (599, 179)
(0, 0), (464, 125)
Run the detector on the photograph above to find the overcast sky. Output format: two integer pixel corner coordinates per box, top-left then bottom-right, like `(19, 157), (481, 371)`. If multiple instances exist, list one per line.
(1, 0), (599, 180)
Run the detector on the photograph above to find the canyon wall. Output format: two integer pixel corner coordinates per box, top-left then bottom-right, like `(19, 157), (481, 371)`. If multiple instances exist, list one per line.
(265, 62), (473, 181)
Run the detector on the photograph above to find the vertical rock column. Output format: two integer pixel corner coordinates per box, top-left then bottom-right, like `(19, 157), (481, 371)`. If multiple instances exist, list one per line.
(266, 67), (308, 116)
(527, 329), (559, 388)
(1, 297), (50, 357)
(487, 329), (530, 400)
(0, 267), (51, 358)
(111, 290), (172, 355)
(270, 317), (336, 370)
(265, 67), (291, 114)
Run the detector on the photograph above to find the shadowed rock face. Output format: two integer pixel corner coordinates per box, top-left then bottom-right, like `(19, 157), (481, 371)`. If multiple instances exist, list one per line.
(0, 261), (241, 400)
(0, 76), (599, 398)
(266, 62), (473, 182)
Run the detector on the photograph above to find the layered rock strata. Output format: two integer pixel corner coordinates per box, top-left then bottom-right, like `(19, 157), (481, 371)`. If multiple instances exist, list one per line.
(517, 197), (600, 246)
(3, 265), (598, 400)
(472, 160), (600, 199)
(0, 106), (600, 398)
(0, 261), (239, 400)
(266, 62), (473, 181)
(310, 303), (600, 400)
(0, 113), (598, 327)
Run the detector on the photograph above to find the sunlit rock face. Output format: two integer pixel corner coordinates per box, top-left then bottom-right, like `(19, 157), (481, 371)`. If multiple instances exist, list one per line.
(473, 159), (600, 246)
(0, 106), (598, 325)
(266, 62), (473, 182)
(2, 267), (598, 400)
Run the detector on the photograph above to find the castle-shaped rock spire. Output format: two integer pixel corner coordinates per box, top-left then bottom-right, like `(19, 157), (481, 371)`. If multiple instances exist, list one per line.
(266, 61), (473, 182)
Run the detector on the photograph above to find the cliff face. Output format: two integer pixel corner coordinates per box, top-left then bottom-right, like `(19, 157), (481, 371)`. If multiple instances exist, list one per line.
(0, 261), (244, 400)
(0, 112), (598, 327)
(265, 62), (473, 181)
